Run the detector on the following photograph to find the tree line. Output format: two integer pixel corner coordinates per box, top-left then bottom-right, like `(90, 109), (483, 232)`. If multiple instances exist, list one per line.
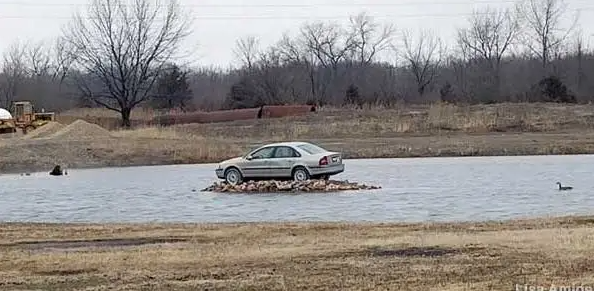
(0, 0), (589, 126)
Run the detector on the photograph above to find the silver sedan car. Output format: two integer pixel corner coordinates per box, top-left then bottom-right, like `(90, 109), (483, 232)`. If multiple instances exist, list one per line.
(215, 141), (345, 185)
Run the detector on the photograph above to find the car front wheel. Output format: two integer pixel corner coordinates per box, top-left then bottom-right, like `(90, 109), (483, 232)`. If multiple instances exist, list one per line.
(224, 167), (243, 185)
(292, 167), (310, 182)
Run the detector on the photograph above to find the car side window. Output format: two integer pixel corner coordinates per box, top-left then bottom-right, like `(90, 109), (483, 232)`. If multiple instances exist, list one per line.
(273, 146), (300, 158)
(250, 147), (275, 159)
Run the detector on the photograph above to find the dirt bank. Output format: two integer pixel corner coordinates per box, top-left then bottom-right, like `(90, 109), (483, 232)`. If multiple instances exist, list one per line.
(4, 103), (594, 174)
(1, 215), (594, 290)
(0, 119), (244, 174)
(2, 123), (594, 174)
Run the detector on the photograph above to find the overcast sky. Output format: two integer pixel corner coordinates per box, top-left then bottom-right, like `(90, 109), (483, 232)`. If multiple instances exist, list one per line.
(0, 0), (592, 69)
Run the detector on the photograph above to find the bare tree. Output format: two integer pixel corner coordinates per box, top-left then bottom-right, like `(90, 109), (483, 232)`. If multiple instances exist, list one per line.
(347, 12), (395, 66)
(62, 0), (192, 127)
(276, 32), (321, 102)
(457, 6), (520, 100)
(570, 27), (588, 98)
(253, 46), (293, 105)
(297, 21), (357, 104)
(233, 36), (260, 71)
(299, 21), (356, 70)
(277, 33), (304, 64)
(0, 42), (28, 108)
(516, 0), (579, 70)
(458, 6), (520, 70)
(401, 29), (444, 97)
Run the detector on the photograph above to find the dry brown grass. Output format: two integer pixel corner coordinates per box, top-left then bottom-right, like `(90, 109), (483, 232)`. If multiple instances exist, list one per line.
(107, 102), (594, 159)
(57, 102), (594, 135)
(2, 215), (594, 290)
(219, 102), (594, 140)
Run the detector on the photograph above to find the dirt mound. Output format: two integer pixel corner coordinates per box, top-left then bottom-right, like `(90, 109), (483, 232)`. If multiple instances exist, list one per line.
(22, 122), (65, 139)
(48, 119), (112, 139)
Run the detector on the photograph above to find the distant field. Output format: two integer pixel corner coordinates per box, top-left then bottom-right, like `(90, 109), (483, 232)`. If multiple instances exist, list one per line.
(2, 215), (594, 290)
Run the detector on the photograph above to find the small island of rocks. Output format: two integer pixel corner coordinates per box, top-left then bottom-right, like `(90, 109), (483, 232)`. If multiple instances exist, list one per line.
(201, 179), (381, 193)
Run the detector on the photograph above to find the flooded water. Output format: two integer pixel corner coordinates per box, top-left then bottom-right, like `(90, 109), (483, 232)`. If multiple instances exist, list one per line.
(1, 155), (593, 223)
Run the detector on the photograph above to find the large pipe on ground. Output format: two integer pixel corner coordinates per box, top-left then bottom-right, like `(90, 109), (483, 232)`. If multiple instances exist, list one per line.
(151, 105), (317, 126)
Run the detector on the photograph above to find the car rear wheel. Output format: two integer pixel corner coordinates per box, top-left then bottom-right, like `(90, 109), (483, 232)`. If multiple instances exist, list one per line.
(292, 167), (310, 182)
(224, 167), (243, 185)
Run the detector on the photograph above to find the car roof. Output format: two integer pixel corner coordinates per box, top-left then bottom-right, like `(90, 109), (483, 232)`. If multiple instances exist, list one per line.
(260, 141), (313, 148)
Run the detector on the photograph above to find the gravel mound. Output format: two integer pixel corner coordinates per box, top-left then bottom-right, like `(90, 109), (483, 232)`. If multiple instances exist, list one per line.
(22, 122), (65, 139)
(48, 119), (112, 140)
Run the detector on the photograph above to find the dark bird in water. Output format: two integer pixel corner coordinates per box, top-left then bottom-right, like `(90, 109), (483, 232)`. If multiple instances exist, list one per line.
(556, 182), (573, 191)
(49, 165), (64, 176)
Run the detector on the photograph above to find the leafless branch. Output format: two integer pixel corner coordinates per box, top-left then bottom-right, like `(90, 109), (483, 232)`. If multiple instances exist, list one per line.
(233, 35), (260, 70)
(348, 12), (395, 66)
(23, 41), (53, 77)
(50, 38), (75, 85)
(276, 32), (306, 65)
(299, 21), (356, 69)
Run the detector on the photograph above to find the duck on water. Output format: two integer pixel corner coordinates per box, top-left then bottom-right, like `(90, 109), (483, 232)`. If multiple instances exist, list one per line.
(556, 182), (573, 191)
(49, 165), (67, 176)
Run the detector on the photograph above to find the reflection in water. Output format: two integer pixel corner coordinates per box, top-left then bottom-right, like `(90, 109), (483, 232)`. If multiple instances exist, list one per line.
(1, 155), (593, 223)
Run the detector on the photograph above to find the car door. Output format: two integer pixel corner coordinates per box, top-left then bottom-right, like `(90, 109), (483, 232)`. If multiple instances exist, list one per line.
(268, 146), (301, 178)
(243, 146), (276, 178)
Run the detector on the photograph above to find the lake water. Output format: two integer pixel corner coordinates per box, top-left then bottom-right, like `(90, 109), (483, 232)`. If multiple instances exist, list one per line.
(0, 155), (593, 223)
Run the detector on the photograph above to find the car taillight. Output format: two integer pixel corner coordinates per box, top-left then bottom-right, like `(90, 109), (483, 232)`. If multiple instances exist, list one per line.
(319, 156), (328, 166)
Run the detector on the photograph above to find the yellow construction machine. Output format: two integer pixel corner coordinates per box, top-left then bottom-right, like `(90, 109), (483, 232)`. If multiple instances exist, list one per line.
(0, 118), (16, 134)
(0, 101), (55, 134)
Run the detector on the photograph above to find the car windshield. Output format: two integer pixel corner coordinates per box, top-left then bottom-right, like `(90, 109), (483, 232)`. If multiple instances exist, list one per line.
(297, 143), (327, 155)
(245, 145), (262, 157)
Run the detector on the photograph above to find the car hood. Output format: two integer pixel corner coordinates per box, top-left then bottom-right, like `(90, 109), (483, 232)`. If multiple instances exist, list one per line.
(219, 157), (244, 166)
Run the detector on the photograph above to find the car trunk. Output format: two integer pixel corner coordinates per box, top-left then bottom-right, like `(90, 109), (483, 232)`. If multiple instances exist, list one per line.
(323, 152), (342, 165)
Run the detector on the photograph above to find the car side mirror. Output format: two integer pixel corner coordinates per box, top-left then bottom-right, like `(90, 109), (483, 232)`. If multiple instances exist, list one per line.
(245, 155), (253, 160)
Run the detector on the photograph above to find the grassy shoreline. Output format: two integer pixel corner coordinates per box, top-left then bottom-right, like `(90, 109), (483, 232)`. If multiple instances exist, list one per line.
(3, 130), (594, 175)
(2, 215), (594, 290)
(2, 102), (594, 174)
(2, 150), (594, 176)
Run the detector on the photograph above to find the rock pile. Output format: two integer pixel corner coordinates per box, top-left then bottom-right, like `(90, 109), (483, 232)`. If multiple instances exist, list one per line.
(201, 179), (381, 193)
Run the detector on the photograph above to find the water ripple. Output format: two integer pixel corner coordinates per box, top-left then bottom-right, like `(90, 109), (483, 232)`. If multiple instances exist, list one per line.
(1, 156), (594, 223)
